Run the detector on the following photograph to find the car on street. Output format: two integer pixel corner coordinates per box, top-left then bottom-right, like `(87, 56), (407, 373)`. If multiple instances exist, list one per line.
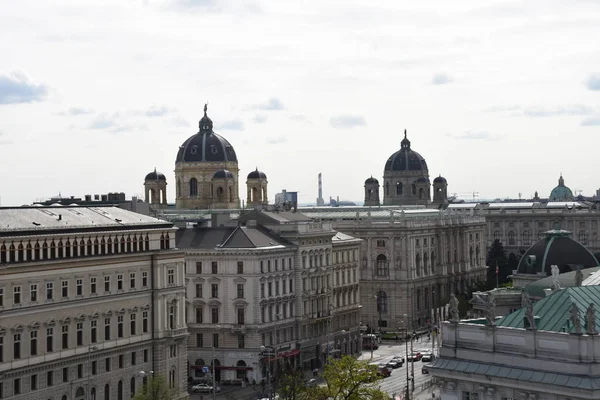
(409, 351), (422, 361)
(386, 360), (401, 369)
(421, 365), (429, 374)
(191, 383), (221, 393)
(392, 355), (405, 363)
(305, 378), (317, 387)
(421, 353), (434, 362)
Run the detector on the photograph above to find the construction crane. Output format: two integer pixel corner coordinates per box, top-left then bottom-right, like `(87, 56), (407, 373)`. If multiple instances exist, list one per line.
(451, 191), (479, 202)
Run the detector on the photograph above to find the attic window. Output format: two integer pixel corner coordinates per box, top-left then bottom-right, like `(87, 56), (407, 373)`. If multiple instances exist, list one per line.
(211, 146), (218, 155)
(40, 209), (56, 217)
(190, 146), (198, 155)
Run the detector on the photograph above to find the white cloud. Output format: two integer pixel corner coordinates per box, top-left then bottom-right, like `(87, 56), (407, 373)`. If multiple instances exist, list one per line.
(431, 73), (453, 85)
(585, 74), (600, 91)
(330, 115), (367, 129)
(144, 105), (172, 117)
(217, 119), (245, 131)
(581, 117), (600, 126)
(0, 70), (49, 104)
(58, 107), (95, 116)
(253, 98), (284, 111)
(253, 114), (267, 123)
(266, 135), (287, 145)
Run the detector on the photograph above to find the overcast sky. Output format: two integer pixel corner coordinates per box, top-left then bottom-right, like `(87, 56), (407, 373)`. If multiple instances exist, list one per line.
(1, 0), (599, 206)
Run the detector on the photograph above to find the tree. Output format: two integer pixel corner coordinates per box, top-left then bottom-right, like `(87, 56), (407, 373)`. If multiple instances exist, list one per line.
(133, 375), (176, 400)
(276, 363), (310, 400)
(306, 355), (388, 400)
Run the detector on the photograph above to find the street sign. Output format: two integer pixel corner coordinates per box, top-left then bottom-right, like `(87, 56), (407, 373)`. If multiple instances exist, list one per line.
(202, 366), (209, 373)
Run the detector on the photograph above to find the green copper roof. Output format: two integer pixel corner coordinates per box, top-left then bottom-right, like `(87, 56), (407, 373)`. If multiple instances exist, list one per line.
(524, 267), (600, 297)
(497, 286), (600, 333)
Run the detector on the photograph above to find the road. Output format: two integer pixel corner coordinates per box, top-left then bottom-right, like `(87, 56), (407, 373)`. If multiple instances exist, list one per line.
(358, 338), (439, 399)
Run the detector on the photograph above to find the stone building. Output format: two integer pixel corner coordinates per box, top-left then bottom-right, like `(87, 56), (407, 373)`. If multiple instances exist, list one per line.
(175, 105), (240, 210)
(430, 285), (600, 400)
(448, 201), (600, 256)
(177, 209), (361, 383)
(302, 207), (487, 331)
(0, 206), (188, 400)
(144, 168), (168, 208)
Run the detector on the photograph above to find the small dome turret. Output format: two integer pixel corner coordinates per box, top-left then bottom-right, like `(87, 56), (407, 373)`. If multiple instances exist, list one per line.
(145, 168), (166, 181)
(365, 176), (379, 185)
(213, 169), (234, 179)
(433, 175), (447, 184)
(247, 168), (267, 180)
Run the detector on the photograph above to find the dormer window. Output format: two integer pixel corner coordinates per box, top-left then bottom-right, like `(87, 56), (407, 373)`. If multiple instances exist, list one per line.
(211, 146), (218, 154)
(190, 146), (197, 155)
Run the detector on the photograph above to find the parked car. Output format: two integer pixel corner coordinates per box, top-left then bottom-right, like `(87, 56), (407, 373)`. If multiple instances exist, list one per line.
(392, 355), (405, 363)
(386, 360), (402, 369)
(421, 353), (434, 362)
(305, 378), (317, 387)
(377, 366), (391, 377)
(192, 383), (221, 393)
(421, 366), (429, 374)
(409, 352), (422, 361)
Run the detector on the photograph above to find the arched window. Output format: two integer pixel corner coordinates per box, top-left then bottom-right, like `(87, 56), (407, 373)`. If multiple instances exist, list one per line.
(87, 239), (93, 255)
(431, 252), (436, 273)
(130, 377), (136, 397)
(396, 182), (403, 195)
(17, 243), (24, 261)
(493, 231), (501, 241)
(469, 246), (474, 264)
(118, 380), (123, 400)
(75, 387), (85, 400)
(42, 241), (48, 259)
(104, 384), (110, 400)
(64, 240), (70, 258)
(50, 241), (56, 259)
(106, 237), (112, 254)
(26, 242), (32, 260)
(57, 240), (64, 258)
(475, 246), (480, 262)
(216, 187), (224, 202)
(63, 395), (68, 400)
(423, 252), (429, 274)
(94, 238), (99, 254)
(189, 178), (198, 197)
(100, 238), (106, 255)
(0, 244), (6, 264)
(522, 230), (530, 246)
(120, 236), (126, 253)
(91, 387), (96, 400)
(376, 254), (388, 277)
(508, 231), (515, 246)
(145, 235), (150, 251)
(34, 242), (41, 260)
(415, 253), (421, 276)
(376, 291), (388, 313)
(236, 360), (247, 380)
(419, 188), (424, 199)
(132, 235), (138, 252)
(579, 231), (588, 245)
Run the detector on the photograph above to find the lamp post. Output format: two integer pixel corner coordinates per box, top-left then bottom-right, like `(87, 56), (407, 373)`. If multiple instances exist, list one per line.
(87, 346), (98, 400)
(402, 315), (410, 400)
(432, 288), (436, 354)
(374, 293), (383, 333)
(260, 345), (275, 400)
(212, 324), (222, 400)
(138, 370), (154, 398)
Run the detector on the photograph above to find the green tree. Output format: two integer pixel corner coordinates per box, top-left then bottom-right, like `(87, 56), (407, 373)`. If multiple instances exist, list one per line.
(276, 364), (309, 400)
(133, 375), (176, 400)
(306, 355), (388, 400)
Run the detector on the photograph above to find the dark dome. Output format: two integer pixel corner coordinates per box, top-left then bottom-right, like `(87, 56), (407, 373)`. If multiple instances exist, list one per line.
(416, 177), (429, 183)
(384, 130), (428, 172)
(247, 168), (267, 180)
(516, 229), (599, 275)
(433, 176), (447, 184)
(365, 176), (379, 185)
(145, 169), (166, 181)
(213, 169), (234, 179)
(175, 105), (238, 164)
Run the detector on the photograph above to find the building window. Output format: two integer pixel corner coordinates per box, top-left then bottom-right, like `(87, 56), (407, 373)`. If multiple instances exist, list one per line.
(463, 393), (479, 400)
(143, 312), (148, 333)
(130, 273), (136, 289)
(62, 325), (69, 349)
(76, 279), (83, 296)
(493, 231), (501, 241)
(117, 274), (123, 290)
(213, 333), (219, 348)
(196, 333), (203, 347)
(189, 178), (198, 197)
(47, 370), (54, 386)
(104, 318), (111, 341)
(46, 328), (54, 352)
(117, 316), (124, 338)
(168, 304), (175, 329)
(31, 374), (37, 390)
(508, 231), (515, 245)
(30, 331), (37, 356)
(142, 272), (148, 287)
(13, 333), (21, 359)
(167, 269), (175, 285)
(118, 354), (124, 369)
(196, 308), (203, 323)
(376, 254), (388, 276)
(77, 322), (83, 346)
(195, 284), (202, 298)
(130, 314), (137, 335)
(237, 284), (244, 299)
(46, 282), (53, 300)
(13, 286), (21, 305)
(105, 357), (111, 372)
(268, 282), (272, 297)
(237, 308), (245, 325)
(195, 262), (202, 274)
(90, 277), (97, 294)
(211, 308), (219, 324)
(92, 361), (97, 375)
(260, 260), (264, 273)
(144, 349), (149, 362)
(260, 283), (265, 298)
(522, 230), (531, 246)
(13, 378), (20, 395)
(91, 320), (97, 343)
(376, 239), (385, 248)
(104, 276), (110, 293)
(62, 367), (69, 383)
(237, 261), (244, 274)
(211, 284), (219, 298)
(77, 364), (83, 378)
(211, 262), (218, 274)
(238, 334), (245, 349)
(579, 231), (588, 245)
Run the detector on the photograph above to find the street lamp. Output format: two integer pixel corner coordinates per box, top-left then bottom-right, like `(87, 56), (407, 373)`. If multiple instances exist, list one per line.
(212, 324), (222, 400)
(373, 293), (383, 333)
(138, 370), (154, 398)
(260, 345), (275, 400)
(402, 315), (410, 400)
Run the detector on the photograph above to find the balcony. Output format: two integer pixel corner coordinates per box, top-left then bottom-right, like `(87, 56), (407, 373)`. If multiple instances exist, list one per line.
(231, 324), (246, 333)
(163, 327), (187, 338)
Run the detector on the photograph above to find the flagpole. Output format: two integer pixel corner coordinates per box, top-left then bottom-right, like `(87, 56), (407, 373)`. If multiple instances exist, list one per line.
(496, 261), (499, 289)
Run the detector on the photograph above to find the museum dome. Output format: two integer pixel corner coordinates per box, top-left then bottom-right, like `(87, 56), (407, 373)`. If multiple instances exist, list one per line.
(516, 228), (599, 276)
(433, 175), (447, 184)
(365, 176), (379, 185)
(175, 104), (238, 164)
(384, 130), (429, 172)
(247, 168), (267, 180)
(213, 169), (234, 179)
(145, 168), (166, 181)
(549, 174), (574, 202)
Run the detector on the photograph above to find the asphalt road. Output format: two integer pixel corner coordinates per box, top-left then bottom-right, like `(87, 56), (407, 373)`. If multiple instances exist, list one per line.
(358, 338), (438, 399)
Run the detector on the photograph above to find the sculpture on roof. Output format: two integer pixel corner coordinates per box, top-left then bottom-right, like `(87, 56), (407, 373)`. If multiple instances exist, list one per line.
(570, 302), (582, 334)
(575, 267), (584, 287)
(551, 265), (561, 290)
(471, 292), (496, 326)
(524, 294), (536, 330)
(586, 303), (597, 335)
(449, 294), (460, 323)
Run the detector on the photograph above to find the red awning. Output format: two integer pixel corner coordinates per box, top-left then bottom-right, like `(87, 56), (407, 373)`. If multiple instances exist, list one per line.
(190, 365), (253, 371)
(279, 349), (301, 358)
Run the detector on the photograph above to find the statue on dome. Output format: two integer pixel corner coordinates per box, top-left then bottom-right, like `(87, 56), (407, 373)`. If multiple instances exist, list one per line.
(570, 302), (582, 334)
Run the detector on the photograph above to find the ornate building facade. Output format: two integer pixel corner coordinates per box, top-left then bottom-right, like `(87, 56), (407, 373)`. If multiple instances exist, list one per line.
(0, 206), (188, 400)
(174, 105), (241, 210)
(177, 210), (362, 383)
(302, 208), (487, 331)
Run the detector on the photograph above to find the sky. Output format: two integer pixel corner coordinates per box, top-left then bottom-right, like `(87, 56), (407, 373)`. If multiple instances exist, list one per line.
(1, 0), (599, 206)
